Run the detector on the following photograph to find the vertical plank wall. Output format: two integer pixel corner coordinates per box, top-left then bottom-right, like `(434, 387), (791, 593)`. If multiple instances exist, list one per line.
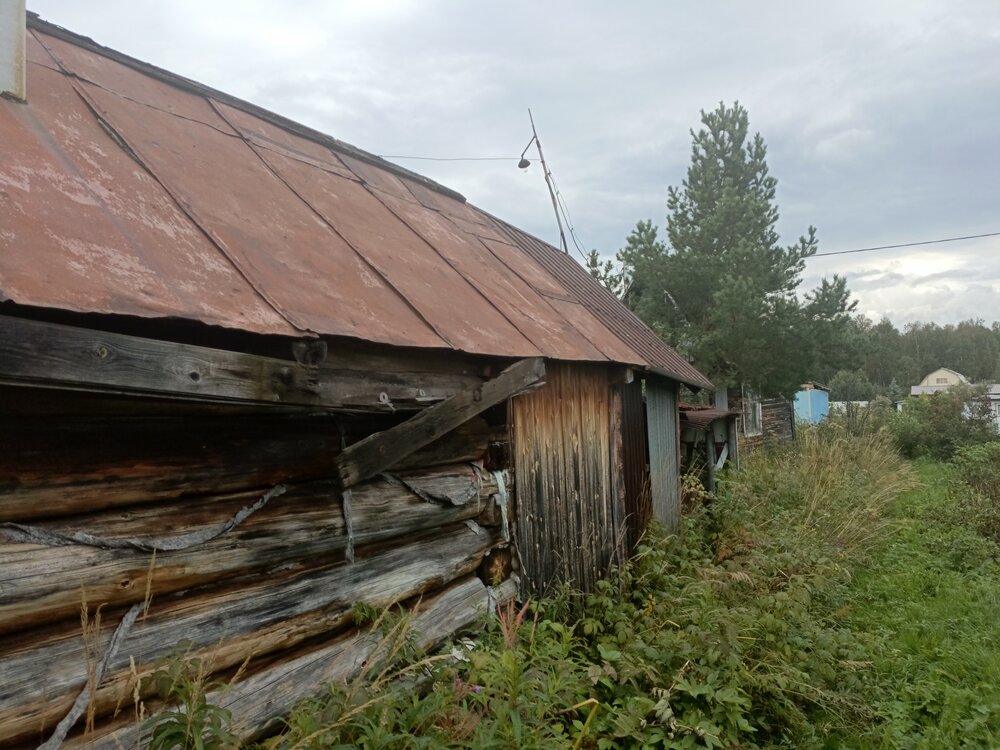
(512, 363), (621, 595)
(646, 376), (681, 531)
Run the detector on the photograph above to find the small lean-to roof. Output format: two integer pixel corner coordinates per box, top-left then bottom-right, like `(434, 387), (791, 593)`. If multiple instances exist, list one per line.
(679, 403), (739, 429)
(0, 15), (711, 389)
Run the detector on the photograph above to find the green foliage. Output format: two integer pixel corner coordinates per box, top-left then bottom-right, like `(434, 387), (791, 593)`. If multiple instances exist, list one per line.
(952, 442), (1000, 543)
(608, 102), (855, 395)
(850, 316), (1000, 390)
(952, 441), (1000, 501)
(841, 461), (1000, 748)
(889, 385), (998, 459)
(143, 651), (238, 750)
(827, 369), (878, 402)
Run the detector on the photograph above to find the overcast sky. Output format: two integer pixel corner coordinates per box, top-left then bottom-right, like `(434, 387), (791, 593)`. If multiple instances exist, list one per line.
(27, 0), (1000, 327)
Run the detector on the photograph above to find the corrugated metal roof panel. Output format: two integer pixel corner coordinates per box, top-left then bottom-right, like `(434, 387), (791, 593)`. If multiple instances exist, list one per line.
(0, 46), (293, 335)
(0, 18), (712, 384)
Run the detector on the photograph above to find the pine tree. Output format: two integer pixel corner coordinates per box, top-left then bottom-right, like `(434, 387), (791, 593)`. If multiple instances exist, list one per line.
(615, 102), (854, 395)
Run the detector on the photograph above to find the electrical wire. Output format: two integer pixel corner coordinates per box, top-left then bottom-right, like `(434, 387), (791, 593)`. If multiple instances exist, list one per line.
(548, 172), (591, 263)
(377, 155), (520, 162)
(813, 231), (1000, 257)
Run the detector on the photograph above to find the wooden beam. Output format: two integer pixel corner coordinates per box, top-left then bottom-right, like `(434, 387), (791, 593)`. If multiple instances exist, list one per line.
(335, 357), (545, 489)
(71, 576), (518, 749)
(0, 316), (483, 411)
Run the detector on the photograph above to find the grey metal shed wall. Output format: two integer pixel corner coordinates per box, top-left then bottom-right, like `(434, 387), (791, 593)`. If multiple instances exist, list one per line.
(646, 377), (680, 531)
(618, 380), (650, 549)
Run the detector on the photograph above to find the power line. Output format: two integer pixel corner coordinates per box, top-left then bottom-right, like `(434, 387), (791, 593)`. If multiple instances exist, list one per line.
(377, 155), (520, 162)
(813, 231), (1000, 257)
(549, 172), (590, 263)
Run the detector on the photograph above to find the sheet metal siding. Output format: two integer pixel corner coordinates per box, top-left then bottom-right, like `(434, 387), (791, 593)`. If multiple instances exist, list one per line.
(512, 363), (617, 595)
(0, 21), (713, 379)
(619, 380), (650, 550)
(646, 377), (681, 532)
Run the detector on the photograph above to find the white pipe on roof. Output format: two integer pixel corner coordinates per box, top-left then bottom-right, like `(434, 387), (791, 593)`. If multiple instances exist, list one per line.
(0, 0), (26, 101)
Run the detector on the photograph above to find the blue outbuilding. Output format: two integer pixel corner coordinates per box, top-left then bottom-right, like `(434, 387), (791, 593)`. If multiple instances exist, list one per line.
(794, 382), (830, 424)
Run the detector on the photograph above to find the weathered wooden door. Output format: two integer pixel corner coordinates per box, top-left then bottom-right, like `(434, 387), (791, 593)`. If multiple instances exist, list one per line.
(511, 362), (622, 595)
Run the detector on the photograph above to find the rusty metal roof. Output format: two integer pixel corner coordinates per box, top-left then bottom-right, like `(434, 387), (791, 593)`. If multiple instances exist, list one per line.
(0, 16), (711, 388)
(489, 221), (714, 388)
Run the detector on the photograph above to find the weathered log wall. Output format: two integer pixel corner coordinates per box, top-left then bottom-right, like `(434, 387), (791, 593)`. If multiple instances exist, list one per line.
(0, 386), (513, 749)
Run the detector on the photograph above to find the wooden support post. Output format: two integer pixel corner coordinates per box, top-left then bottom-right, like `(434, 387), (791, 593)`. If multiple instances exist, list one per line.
(704, 430), (716, 493)
(335, 357), (545, 489)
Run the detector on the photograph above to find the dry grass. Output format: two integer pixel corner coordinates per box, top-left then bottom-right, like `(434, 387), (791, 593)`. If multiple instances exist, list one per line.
(733, 425), (916, 557)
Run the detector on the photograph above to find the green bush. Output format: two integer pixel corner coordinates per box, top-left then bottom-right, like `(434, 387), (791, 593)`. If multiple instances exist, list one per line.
(890, 385), (997, 459)
(952, 442), (1000, 544)
(144, 652), (238, 750)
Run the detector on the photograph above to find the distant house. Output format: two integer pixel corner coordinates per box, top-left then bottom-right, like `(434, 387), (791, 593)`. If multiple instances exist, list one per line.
(730, 386), (795, 447)
(909, 369), (1000, 432)
(910, 368), (969, 396)
(989, 386), (1000, 431)
(794, 382), (830, 424)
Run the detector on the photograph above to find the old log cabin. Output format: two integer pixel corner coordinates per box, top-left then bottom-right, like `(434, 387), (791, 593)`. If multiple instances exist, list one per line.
(0, 12), (713, 748)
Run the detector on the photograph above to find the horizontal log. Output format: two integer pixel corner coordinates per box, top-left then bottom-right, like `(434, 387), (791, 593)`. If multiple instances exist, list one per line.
(0, 525), (498, 747)
(70, 575), (518, 750)
(0, 315), (483, 412)
(0, 413), (342, 522)
(0, 407), (496, 523)
(0, 464), (504, 633)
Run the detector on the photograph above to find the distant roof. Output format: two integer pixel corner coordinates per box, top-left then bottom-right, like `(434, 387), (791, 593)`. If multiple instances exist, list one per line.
(918, 368), (969, 386)
(0, 15), (712, 390)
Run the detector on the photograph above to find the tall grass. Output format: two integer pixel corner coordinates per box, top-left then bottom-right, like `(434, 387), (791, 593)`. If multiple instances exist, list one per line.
(841, 460), (1000, 748)
(728, 424), (914, 555)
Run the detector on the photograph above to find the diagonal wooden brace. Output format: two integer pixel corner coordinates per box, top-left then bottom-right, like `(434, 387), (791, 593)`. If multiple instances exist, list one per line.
(335, 357), (545, 489)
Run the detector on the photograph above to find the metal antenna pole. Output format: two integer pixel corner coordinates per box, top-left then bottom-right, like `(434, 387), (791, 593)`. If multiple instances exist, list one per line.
(528, 109), (568, 254)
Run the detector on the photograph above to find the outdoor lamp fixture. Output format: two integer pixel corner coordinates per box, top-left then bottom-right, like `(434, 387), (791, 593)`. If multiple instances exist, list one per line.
(517, 109), (568, 253)
(518, 135), (536, 169)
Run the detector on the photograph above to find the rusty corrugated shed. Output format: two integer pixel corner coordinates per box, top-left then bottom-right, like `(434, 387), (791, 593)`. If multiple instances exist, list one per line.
(0, 16), (711, 385)
(646, 376), (681, 532)
(618, 380), (650, 551)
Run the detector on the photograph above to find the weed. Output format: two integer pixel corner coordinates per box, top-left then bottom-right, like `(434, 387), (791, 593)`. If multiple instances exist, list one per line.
(143, 648), (238, 750)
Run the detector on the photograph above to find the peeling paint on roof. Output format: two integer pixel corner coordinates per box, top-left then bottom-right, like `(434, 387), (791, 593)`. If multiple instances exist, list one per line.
(0, 16), (712, 388)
